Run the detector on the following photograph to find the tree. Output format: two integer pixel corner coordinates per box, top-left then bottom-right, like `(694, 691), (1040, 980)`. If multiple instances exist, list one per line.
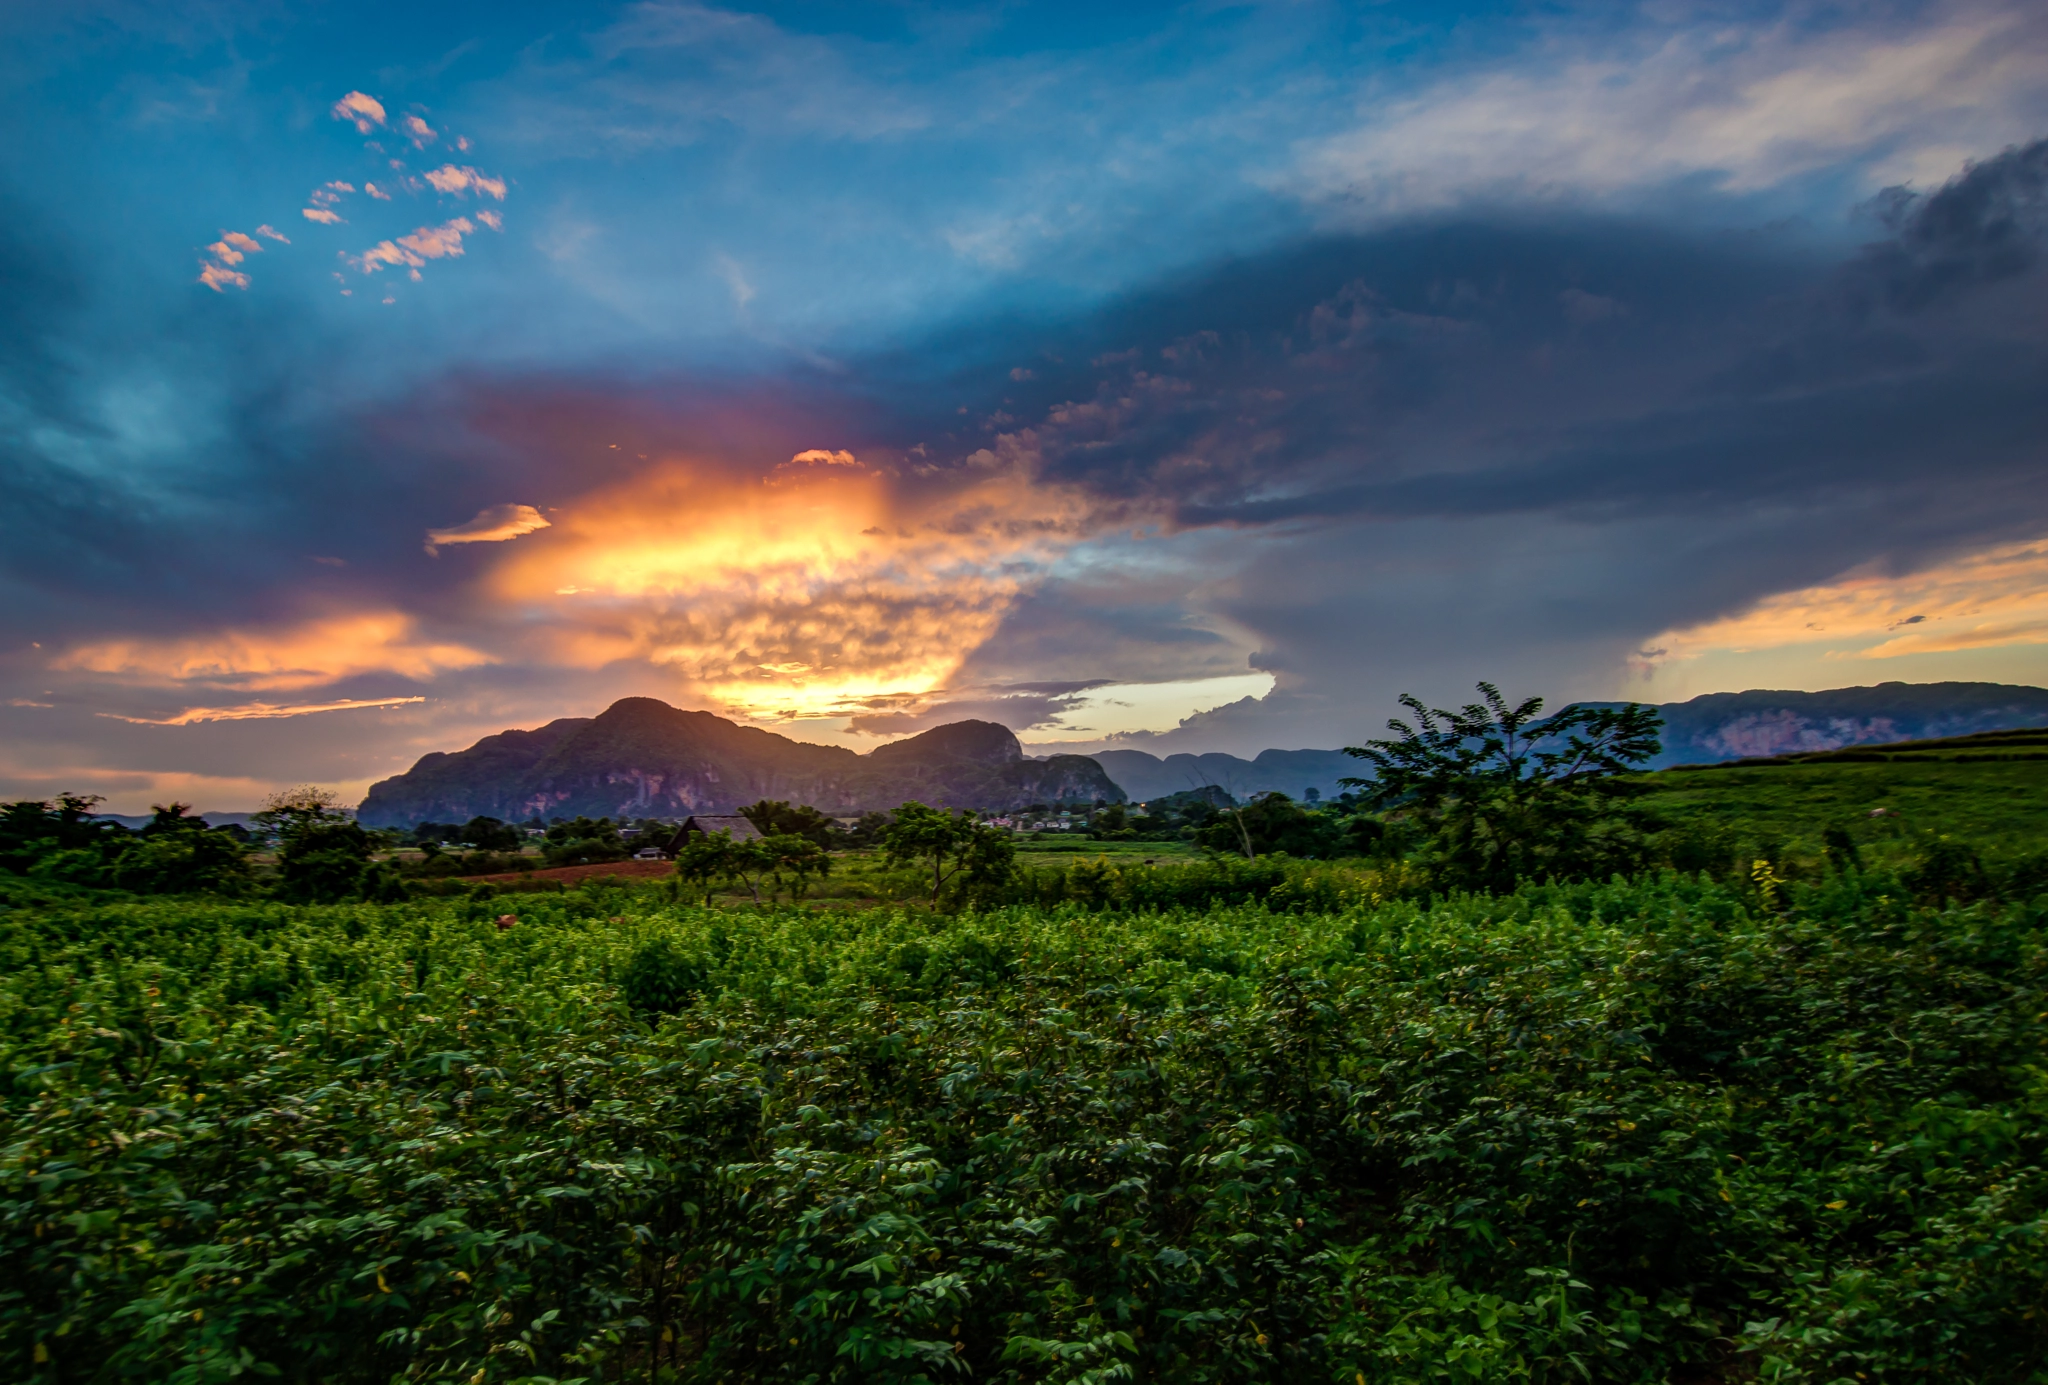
(880, 802), (1015, 903)
(1341, 684), (1664, 893)
(254, 787), (379, 903)
(113, 804), (252, 895)
(738, 800), (843, 847)
(460, 816), (522, 852)
(542, 816), (628, 866)
(1192, 793), (1344, 859)
(673, 832), (737, 903)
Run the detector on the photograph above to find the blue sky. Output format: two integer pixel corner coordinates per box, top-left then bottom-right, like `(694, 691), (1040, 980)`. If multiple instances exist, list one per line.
(3, 0), (2046, 810)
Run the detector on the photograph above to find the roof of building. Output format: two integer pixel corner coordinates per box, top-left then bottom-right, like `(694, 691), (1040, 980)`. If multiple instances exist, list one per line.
(665, 814), (763, 851)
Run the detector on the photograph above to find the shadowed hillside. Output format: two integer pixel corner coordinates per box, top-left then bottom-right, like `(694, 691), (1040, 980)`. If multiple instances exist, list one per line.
(357, 699), (1122, 826)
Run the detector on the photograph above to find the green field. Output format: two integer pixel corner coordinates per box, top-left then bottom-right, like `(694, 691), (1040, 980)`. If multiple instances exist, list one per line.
(4, 753), (2048, 1383)
(1633, 748), (2048, 864)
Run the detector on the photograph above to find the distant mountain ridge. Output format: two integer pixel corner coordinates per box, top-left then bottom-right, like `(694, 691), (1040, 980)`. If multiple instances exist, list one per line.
(356, 698), (1122, 827)
(1085, 680), (2048, 798)
(1630, 681), (2048, 767)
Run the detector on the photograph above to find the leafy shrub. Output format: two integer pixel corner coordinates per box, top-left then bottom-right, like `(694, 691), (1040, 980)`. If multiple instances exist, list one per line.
(620, 934), (708, 1016)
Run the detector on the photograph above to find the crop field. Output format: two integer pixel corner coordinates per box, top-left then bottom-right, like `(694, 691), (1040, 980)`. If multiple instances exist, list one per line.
(5, 750), (2048, 1384)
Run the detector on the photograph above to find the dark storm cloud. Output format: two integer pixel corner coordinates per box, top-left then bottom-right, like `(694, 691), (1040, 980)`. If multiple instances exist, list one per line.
(1862, 137), (2048, 311)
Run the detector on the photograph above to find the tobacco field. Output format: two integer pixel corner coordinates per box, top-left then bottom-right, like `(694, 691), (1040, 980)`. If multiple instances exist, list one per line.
(4, 859), (2047, 1383)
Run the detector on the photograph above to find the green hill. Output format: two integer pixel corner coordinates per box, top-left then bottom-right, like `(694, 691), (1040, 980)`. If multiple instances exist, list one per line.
(1635, 725), (2048, 862)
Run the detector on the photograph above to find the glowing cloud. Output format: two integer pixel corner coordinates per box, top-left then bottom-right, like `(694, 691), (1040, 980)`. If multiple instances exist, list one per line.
(400, 114), (437, 147)
(332, 90), (387, 134)
(304, 181), (355, 224)
(344, 217), (476, 275)
(59, 612), (493, 692)
(485, 451), (1098, 719)
(255, 225), (289, 242)
(1641, 537), (2048, 668)
(424, 503), (551, 554)
(422, 164), (507, 199)
(197, 261), (249, 291)
(104, 695), (427, 726)
(475, 209), (503, 230)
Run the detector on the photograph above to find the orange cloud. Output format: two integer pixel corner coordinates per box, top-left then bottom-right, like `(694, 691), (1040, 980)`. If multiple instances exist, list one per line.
(475, 209), (503, 230)
(422, 164), (507, 199)
(344, 217), (475, 275)
(1642, 537), (2048, 666)
(255, 224), (290, 242)
(485, 451), (1097, 718)
(197, 262), (250, 291)
(365, 182), (392, 200)
(332, 90), (387, 133)
(302, 208), (344, 225)
(425, 503), (551, 554)
(401, 114), (437, 147)
(59, 612), (493, 692)
(103, 695), (427, 726)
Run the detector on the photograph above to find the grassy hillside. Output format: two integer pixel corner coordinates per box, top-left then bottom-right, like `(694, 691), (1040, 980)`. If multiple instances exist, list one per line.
(1634, 726), (2048, 862)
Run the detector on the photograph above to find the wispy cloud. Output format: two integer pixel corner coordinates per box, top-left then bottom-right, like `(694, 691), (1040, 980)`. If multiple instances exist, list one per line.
(197, 228), (266, 290)
(423, 164), (507, 199)
(424, 502), (551, 554)
(1292, 6), (2048, 215)
(104, 695), (427, 726)
(400, 113), (437, 147)
(255, 224), (289, 242)
(331, 90), (387, 134)
(59, 613), (493, 692)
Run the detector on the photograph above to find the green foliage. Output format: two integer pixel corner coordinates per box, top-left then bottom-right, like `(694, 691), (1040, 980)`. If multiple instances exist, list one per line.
(619, 935), (709, 1016)
(739, 799), (844, 847)
(1192, 792), (1345, 859)
(1341, 684), (1664, 894)
(880, 801), (1017, 901)
(3, 871), (2045, 1383)
(459, 816), (523, 852)
(1, 800), (251, 896)
(541, 816), (628, 867)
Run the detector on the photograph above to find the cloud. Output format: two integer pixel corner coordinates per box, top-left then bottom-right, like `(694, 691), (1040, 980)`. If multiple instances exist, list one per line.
(400, 114), (437, 147)
(104, 695), (427, 726)
(475, 209), (502, 230)
(303, 180), (355, 223)
(58, 613), (494, 692)
(218, 231), (262, 256)
(478, 449), (1102, 721)
(1641, 536), (2048, 665)
(1858, 136), (2048, 310)
(196, 261), (249, 291)
(424, 502), (551, 553)
(422, 164), (507, 199)
(344, 217), (476, 275)
(365, 182), (392, 200)
(787, 448), (858, 466)
(255, 224), (289, 242)
(331, 90), (387, 134)
(1292, 6), (2048, 216)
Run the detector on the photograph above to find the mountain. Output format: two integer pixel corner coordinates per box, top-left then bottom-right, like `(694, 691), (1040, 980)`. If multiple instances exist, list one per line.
(1633, 681), (2048, 767)
(1087, 748), (1360, 803)
(1086, 681), (2048, 797)
(356, 698), (1123, 827)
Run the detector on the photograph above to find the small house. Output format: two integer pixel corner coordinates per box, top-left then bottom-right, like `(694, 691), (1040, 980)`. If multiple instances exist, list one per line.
(663, 814), (764, 856)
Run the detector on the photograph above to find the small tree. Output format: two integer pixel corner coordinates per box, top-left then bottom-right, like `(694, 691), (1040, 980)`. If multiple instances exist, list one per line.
(1342, 683), (1663, 893)
(880, 802), (1015, 903)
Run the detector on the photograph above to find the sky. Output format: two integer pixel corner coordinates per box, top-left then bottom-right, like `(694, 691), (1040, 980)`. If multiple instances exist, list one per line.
(2, 0), (2047, 812)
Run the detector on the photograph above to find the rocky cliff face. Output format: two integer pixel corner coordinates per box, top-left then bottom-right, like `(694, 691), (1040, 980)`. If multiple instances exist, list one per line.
(356, 699), (1124, 827)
